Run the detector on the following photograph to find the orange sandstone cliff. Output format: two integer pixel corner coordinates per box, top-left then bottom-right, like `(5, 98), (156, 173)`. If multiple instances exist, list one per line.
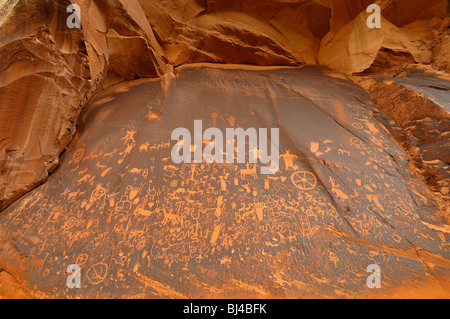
(0, 0), (449, 298)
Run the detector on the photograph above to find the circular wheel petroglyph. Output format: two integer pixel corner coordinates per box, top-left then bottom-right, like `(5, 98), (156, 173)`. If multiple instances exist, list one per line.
(291, 171), (317, 190)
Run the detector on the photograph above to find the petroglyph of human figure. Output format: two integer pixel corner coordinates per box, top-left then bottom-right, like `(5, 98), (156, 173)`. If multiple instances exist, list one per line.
(121, 129), (137, 144)
(218, 176), (228, 194)
(280, 150), (298, 171)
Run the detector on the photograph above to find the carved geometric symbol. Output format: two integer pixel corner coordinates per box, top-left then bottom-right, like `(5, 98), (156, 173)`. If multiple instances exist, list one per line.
(63, 216), (77, 230)
(136, 238), (146, 251)
(72, 148), (85, 163)
(76, 254), (89, 267)
(86, 262), (108, 285)
(291, 171), (317, 190)
(91, 185), (107, 200)
(350, 137), (362, 147)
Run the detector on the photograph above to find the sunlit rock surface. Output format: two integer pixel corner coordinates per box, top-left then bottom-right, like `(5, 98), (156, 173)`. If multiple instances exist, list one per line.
(0, 65), (449, 298)
(0, 0), (449, 298)
(0, 0), (168, 210)
(353, 67), (450, 220)
(1, 0), (448, 210)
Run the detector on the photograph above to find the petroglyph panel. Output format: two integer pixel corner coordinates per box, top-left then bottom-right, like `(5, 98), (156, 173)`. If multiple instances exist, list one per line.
(0, 66), (448, 298)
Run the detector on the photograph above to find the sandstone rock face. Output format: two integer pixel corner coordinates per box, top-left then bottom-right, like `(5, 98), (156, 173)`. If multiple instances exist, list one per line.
(319, 1), (449, 75)
(0, 0), (92, 211)
(1, 0), (448, 210)
(319, 14), (433, 75)
(1, 65), (449, 298)
(432, 19), (450, 73)
(353, 68), (450, 220)
(0, 0), (449, 298)
(0, 0), (169, 210)
(140, 0), (331, 65)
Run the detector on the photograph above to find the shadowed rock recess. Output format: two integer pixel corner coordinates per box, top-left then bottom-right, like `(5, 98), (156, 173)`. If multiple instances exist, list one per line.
(0, 0), (449, 298)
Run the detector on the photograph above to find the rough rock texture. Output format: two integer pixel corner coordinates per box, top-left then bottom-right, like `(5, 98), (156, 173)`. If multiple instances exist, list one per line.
(1, 65), (450, 298)
(0, 0), (92, 211)
(319, 13), (433, 75)
(0, 0), (449, 298)
(141, 0), (330, 65)
(0, 0), (169, 211)
(432, 19), (450, 73)
(319, 1), (450, 75)
(1, 0), (449, 210)
(353, 67), (450, 221)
